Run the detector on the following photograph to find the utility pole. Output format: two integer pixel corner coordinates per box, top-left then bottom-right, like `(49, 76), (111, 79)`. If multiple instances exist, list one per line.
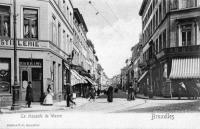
(11, 0), (20, 110)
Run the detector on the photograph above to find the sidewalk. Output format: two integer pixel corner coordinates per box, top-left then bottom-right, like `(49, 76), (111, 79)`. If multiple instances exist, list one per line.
(0, 98), (88, 114)
(136, 94), (190, 100)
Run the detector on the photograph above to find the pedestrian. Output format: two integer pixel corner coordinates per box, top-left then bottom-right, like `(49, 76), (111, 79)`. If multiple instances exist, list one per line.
(107, 86), (113, 102)
(88, 87), (95, 101)
(43, 85), (54, 105)
(97, 88), (100, 96)
(25, 81), (33, 108)
(65, 84), (76, 107)
(127, 85), (135, 101)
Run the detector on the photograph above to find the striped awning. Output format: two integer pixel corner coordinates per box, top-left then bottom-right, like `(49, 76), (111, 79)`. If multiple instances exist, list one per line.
(71, 70), (87, 86)
(85, 76), (97, 85)
(138, 71), (148, 82)
(169, 58), (200, 79)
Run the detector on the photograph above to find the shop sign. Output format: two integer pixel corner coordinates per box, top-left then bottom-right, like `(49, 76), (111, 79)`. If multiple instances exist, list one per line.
(19, 60), (42, 67)
(0, 38), (40, 48)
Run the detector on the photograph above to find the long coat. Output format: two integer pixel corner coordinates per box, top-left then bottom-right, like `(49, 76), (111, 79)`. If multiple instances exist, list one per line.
(26, 85), (33, 102)
(107, 86), (113, 102)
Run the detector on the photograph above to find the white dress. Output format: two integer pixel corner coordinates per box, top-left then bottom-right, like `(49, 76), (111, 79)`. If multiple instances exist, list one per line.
(43, 89), (53, 105)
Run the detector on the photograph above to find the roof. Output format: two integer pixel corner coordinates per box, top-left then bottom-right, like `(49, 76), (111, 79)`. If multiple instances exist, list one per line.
(74, 8), (88, 32)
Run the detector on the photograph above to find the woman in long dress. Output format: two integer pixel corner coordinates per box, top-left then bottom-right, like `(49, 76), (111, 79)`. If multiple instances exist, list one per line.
(43, 85), (53, 105)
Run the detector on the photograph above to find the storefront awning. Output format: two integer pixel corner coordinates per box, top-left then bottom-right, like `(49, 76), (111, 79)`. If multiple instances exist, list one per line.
(169, 58), (200, 79)
(71, 69), (87, 86)
(85, 76), (97, 85)
(138, 71), (148, 82)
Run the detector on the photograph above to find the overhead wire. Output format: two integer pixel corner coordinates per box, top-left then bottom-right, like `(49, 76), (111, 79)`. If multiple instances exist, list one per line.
(103, 0), (120, 22)
(88, 0), (125, 38)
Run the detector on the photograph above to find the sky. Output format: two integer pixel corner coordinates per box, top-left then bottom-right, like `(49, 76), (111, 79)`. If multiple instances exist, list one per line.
(72, 0), (142, 78)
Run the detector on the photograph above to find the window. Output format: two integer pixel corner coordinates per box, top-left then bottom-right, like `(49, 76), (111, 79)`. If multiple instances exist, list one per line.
(163, 0), (166, 17)
(181, 24), (192, 46)
(156, 38), (159, 53)
(163, 29), (166, 49)
(58, 23), (61, 47)
(0, 6), (10, 37)
(170, 0), (178, 10)
(182, 0), (196, 8)
(159, 4), (162, 23)
(23, 8), (38, 39)
(156, 10), (158, 27)
(52, 16), (57, 44)
(159, 34), (162, 51)
(63, 30), (66, 50)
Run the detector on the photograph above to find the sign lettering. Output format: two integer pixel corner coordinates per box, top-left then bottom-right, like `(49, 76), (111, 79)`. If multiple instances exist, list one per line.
(0, 39), (40, 48)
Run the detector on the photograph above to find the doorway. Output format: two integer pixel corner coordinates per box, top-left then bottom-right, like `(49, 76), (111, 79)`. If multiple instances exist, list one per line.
(19, 59), (43, 102)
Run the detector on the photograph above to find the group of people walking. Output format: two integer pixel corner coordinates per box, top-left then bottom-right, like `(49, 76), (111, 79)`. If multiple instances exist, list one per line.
(25, 81), (136, 108)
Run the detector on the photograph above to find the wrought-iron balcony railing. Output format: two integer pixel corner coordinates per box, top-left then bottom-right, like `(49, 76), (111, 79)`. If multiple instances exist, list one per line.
(156, 45), (200, 59)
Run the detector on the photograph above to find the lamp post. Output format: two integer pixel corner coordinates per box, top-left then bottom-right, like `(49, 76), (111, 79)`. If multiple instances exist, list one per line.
(11, 0), (20, 110)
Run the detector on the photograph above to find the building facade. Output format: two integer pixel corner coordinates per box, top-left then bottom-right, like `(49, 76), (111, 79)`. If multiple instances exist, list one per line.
(0, 0), (104, 106)
(139, 0), (200, 97)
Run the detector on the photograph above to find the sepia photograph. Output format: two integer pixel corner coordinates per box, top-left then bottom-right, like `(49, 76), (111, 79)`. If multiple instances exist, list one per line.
(0, 0), (200, 129)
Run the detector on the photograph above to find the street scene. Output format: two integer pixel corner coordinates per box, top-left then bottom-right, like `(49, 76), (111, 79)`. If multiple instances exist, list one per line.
(0, 0), (200, 128)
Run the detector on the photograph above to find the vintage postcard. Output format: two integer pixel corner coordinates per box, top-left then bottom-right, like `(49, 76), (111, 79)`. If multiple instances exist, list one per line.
(0, 0), (200, 129)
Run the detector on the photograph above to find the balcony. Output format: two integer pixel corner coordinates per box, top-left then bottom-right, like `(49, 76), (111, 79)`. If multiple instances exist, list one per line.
(0, 37), (70, 59)
(156, 45), (200, 59)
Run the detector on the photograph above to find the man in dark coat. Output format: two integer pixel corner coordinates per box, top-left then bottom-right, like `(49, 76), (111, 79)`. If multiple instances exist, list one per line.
(65, 84), (76, 107)
(107, 86), (113, 102)
(26, 81), (33, 108)
(88, 87), (95, 101)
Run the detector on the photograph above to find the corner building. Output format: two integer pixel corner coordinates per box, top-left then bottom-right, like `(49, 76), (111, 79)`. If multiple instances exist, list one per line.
(0, 0), (74, 105)
(139, 0), (200, 97)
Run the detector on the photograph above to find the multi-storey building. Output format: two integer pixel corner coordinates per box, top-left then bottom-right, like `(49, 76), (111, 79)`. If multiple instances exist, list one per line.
(72, 8), (99, 97)
(0, 0), (74, 106)
(139, 0), (200, 97)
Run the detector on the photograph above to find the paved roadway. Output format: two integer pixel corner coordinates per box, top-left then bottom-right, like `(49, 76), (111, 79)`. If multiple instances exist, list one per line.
(71, 90), (200, 113)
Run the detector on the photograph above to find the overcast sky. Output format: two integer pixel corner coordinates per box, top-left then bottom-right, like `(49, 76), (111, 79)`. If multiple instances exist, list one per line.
(72, 0), (142, 78)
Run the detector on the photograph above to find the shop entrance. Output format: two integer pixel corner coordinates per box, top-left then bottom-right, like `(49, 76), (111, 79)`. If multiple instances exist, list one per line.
(19, 59), (43, 102)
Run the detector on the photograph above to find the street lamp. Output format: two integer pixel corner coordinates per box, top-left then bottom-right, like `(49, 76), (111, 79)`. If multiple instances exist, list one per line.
(11, 0), (20, 110)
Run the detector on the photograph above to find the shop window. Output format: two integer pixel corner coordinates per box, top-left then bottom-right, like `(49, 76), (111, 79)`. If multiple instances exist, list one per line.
(0, 6), (10, 37)
(0, 59), (11, 93)
(23, 8), (38, 39)
(32, 68), (42, 81)
(182, 24), (192, 46)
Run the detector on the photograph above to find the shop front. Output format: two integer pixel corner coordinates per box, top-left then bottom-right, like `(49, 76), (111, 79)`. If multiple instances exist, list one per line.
(19, 59), (43, 102)
(169, 58), (200, 98)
